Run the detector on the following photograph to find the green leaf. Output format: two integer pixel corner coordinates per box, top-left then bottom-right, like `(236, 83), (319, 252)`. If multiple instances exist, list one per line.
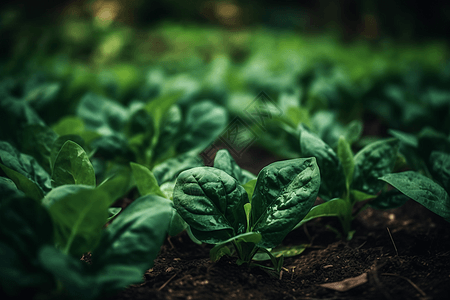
(42, 185), (111, 256)
(388, 129), (418, 148)
(242, 179), (257, 202)
(176, 101), (227, 154)
(145, 92), (182, 130)
(152, 152), (203, 184)
(173, 167), (248, 244)
(343, 120), (363, 145)
(350, 189), (376, 202)
(337, 136), (355, 193)
(51, 140), (96, 187)
(168, 210), (187, 236)
(76, 93), (128, 136)
(92, 195), (172, 292)
(210, 232), (262, 262)
(107, 207), (122, 222)
(380, 171), (450, 222)
(152, 104), (182, 162)
(299, 125), (345, 200)
(20, 124), (58, 173)
(293, 198), (351, 230)
(353, 138), (399, 195)
(251, 158), (320, 248)
(130, 162), (166, 198)
(214, 149), (256, 184)
(50, 135), (86, 170)
(429, 151), (450, 193)
(253, 244), (309, 261)
(0, 141), (51, 200)
(97, 166), (133, 204)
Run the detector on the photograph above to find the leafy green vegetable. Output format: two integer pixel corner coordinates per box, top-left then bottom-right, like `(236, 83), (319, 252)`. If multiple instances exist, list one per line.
(380, 171), (450, 222)
(42, 185), (112, 256)
(51, 140), (96, 187)
(353, 138), (399, 195)
(130, 162), (166, 198)
(173, 157), (320, 272)
(299, 125), (345, 200)
(0, 140), (51, 200)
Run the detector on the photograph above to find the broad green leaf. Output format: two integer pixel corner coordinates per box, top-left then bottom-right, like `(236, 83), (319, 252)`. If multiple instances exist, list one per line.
(429, 151), (450, 193)
(152, 152), (203, 184)
(0, 141), (51, 200)
(173, 167), (248, 243)
(160, 181), (176, 200)
(294, 198), (349, 229)
(42, 185), (111, 256)
(251, 158), (320, 248)
(52, 140), (96, 187)
(130, 162), (166, 198)
(89, 135), (133, 161)
(76, 93), (128, 136)
(353, 138), (399, 195)
(337, 136), (355, 192)
(417, 127), (450, 161)
(0, 164), (44, 201)
(299, 125), (345, 200)
(176, 101), (227, 154)
(97, 167), (133, 204)
(50, 135), (86, 170)
(92, 195), (172, 292)
(52, 116), (85, 136)
(0, 176), (24, 202)
(20, 124), (58, 173)
(380, 171), (450, 222)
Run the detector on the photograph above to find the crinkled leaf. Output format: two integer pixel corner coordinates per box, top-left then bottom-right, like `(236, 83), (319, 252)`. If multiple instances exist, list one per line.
(173, 167), (248, 244)
(353, 138), (399, 195)
(51, 140), (96, 187)
(130, 162), (166, 198)
(380, 171), (450, 222)
(0, 140), (51, 200)
(42, 185), (111, 256)
(251, 158), (320, 248)
(299, 125), (345, 200)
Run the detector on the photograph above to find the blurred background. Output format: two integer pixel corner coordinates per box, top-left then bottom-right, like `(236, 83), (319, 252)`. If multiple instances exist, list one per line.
(1, 0), (449, 139)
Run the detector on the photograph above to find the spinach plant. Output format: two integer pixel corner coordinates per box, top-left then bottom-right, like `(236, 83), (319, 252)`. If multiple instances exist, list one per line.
(173, 152), (320, 274)
(293, 125), (403, 239)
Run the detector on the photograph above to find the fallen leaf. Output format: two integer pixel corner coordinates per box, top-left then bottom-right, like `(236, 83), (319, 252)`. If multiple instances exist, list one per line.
(319, 273), (368, 292)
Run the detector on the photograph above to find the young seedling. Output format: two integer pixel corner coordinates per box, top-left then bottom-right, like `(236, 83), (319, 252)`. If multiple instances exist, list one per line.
(173, 151), (320, 275)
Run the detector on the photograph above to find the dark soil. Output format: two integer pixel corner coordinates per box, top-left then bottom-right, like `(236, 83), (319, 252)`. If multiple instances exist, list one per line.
(108, 197), (450, 300)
